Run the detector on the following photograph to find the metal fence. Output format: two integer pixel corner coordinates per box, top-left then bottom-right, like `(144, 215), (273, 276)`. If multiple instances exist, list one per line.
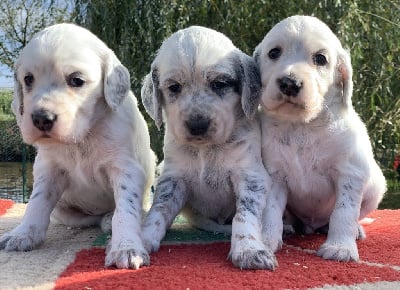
(0, 120), (35, 202)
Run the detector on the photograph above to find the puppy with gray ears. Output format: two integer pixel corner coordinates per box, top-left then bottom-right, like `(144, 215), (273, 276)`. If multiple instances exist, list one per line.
(0, 23), (156, 269)
(254, 15), (386, 262)
(141, 26), (277, 270)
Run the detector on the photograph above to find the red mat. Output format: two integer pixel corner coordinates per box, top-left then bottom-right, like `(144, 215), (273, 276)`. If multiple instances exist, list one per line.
(0, 198), (14, 216)
(56, 210), (400, 290)
(1, 199), (399, 289)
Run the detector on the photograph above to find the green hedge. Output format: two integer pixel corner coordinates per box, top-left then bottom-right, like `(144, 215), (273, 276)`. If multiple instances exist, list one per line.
(0, 90), (13, 121)
(76, 0), (400, 166)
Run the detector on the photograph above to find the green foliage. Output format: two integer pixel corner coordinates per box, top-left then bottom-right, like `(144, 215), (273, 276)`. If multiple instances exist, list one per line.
(338, 1), (400, 176)
(77, 0), (399, 168)
(0, 90), (13, 120)
(0, 90), (36, 162)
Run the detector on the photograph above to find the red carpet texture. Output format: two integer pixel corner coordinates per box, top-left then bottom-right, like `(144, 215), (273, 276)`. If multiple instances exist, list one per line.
(0, 198), (13, 216)
(1, 199), (400, 290)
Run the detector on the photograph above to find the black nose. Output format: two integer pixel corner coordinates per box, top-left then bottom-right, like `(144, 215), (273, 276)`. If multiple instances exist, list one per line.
(277, 76), (303, 97)
(31, 109), (57, 132)
(185, 116), (210, 136)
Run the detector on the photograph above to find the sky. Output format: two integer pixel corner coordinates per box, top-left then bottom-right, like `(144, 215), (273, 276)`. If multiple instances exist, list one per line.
(0, 64), (13, 89)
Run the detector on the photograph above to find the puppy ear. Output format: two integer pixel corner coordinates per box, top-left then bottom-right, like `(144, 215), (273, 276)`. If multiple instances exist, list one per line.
(253, 49), (261, 67)
(103, 51), (130, 111)
(141, 68), (163, 129)
(238, 54), (261, 119)
(12, 65), (24, 126)
(336, 49), (353, 108)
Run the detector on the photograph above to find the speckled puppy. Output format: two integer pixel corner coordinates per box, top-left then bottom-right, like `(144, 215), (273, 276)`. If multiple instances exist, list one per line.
(254, 15), (386, 262)
(0, 23), (156, 269)
(141, 26), (276, 270)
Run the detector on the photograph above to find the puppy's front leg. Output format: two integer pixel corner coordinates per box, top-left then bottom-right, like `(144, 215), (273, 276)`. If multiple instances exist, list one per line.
(229, 172), (277, 270)
(142, 176), (187, 253)
(262, 177), (288, 253)
(317, 175), (364, 262)
(0, 163), (67, 251)
(105, 162), (149, 269)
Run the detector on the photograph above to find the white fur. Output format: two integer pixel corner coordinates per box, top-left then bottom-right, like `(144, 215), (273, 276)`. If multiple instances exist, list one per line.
(254, 15), (386, 262)
(141, 26), (277, 270)
(0, 23), (156, 269)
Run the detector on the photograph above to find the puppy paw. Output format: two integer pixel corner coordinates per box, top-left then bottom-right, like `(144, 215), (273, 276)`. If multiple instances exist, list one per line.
(142, 237), (161, 253)
(263, 236), (283, 253)
(317, 239), (359, 262)
(105, 246), (150, 269)
(141, 227), (162, 253)
(282, 224), (296, 238)
(100, 212), (113, 233)
(356, 224), (366, 240)
(0, 226), (45, 251)
(229, 248), (278, 270)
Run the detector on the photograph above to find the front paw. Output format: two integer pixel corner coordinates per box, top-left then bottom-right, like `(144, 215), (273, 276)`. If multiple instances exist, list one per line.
(317, 239), (359, 262)
(282, 224), (296, 238)
(141, 227), (162, 253)
(263, 236), (283, 253)
(0, 226), (45, 251)
(229, 247), (278, 270)
(356, 224), (366, 240)
(105, 244), (150, 269)
(142, 235), (161, 253)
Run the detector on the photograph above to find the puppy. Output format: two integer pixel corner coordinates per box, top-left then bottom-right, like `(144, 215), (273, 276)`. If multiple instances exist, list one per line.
(141, 26), (276, 270)
(0, 23), (156, 269)
(254, 15), (386, 262)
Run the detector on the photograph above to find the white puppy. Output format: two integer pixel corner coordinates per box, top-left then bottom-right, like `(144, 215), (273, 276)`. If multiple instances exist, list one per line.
(141, 26), (276, 270)
(0, 23), (156, 269)
(254, 16), (386, 262)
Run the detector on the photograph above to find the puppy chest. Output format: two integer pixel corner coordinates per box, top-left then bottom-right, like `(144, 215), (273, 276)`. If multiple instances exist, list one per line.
(199, 163), (232, 192)
(53, 154), (112, 195)
(270, 133), (335, 193)
(278, 142), (337, 228)
(286, 156), (333, 193)
(188, 187), (236, 222)
(62, 166), (115, 214)
(188, 165), (236, 220)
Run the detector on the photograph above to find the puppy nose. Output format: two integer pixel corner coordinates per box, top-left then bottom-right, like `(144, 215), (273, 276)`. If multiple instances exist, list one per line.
(277, 76), (303, 97)
(31, 109), (57, 132)
(185, 116), (210, 136)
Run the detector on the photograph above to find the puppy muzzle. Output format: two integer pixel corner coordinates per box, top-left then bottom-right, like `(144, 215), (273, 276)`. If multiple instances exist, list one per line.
(185, 115), (211, 136)
(277, 75), (303, 97)
(31, 109), (57, 132)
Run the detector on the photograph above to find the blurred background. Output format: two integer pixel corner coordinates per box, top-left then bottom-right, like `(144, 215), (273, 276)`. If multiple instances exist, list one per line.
(0, 0), (399, 207)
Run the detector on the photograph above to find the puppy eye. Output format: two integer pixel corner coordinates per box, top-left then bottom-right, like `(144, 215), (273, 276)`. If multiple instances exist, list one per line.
(24, 73), (34, 87)
(268, 47), (282, 60)
(67, 72), (85, 88)
(313, 53), (328, 66)
(210, 81), (230, 91)
(168, 83), (182, 94)
(210, 79), (235, 96)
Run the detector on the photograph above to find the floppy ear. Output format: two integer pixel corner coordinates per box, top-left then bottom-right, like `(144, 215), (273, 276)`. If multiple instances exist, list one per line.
(238, 53), (261, 119)
(336, 49), (353, 108)
(253, 47), (261, 67)
(103, 50), (130, 110)
(12, 63), (24, 126)
(141, 68), (163, 129)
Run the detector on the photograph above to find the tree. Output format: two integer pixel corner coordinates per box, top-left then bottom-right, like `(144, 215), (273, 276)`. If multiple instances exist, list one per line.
(1, 0), (398, 173)
(79, 0), (399, 169)
(0, 0), (73, 70)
